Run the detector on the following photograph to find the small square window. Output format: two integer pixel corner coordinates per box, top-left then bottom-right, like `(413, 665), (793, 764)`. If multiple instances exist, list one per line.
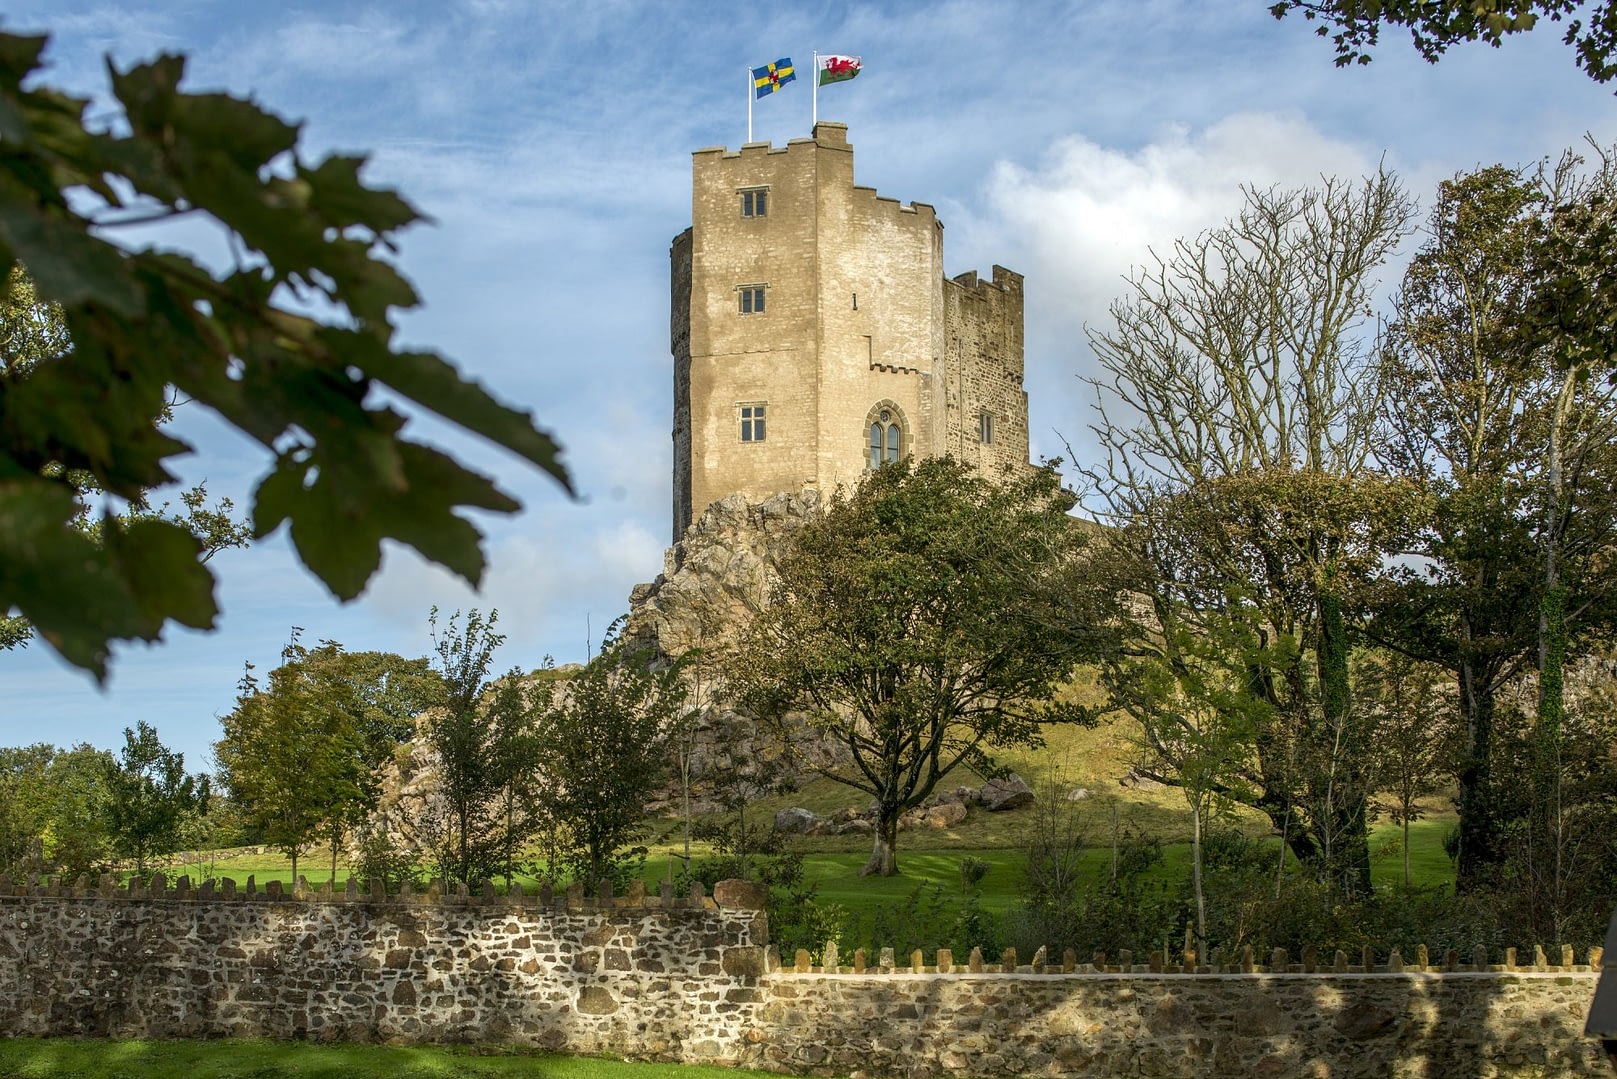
(741, 189), (768, 218)
(739, 286), (766, 314)
(978, 410), (994, 444)
(740, 403), (766, 442)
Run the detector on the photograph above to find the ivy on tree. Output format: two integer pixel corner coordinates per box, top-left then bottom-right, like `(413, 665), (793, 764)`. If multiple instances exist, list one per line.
(0, 32), (570, 680)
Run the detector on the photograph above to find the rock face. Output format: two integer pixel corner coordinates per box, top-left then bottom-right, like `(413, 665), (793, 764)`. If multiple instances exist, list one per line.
(624, 491), (837, 812)
(626, 490), (820, 660)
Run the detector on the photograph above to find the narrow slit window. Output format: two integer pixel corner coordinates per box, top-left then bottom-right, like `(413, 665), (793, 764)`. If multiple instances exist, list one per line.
(978, 410), (994, 444)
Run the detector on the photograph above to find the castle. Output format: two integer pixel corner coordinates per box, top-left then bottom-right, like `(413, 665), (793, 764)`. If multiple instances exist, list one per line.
(669, 122), (1030, 542)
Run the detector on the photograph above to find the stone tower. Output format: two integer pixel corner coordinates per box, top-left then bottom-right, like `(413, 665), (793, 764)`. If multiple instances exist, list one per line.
(669, 122), (1028, 542)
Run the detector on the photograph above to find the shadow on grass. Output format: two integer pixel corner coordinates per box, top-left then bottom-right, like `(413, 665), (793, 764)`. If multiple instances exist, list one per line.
(0, 1039), (762, 1079)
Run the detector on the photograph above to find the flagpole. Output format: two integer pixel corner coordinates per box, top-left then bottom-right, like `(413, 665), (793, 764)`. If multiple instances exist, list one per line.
(746, 66), (753, 143)
(812, 52), (818, 129)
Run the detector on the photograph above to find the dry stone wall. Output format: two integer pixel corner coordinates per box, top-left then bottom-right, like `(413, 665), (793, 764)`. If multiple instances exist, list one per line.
(0, 873), (1607, 1077)
(0, 874), (768, 1062)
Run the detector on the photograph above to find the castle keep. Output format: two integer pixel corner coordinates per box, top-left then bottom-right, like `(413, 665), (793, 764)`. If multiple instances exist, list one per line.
(669, 122), (1029, 541)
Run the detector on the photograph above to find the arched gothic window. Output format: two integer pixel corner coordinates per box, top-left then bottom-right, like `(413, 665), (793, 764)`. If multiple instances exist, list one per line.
(867, 405), (903, 469)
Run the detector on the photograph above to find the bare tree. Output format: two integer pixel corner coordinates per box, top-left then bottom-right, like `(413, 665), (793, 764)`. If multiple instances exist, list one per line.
(1085, 173), (1417, 892)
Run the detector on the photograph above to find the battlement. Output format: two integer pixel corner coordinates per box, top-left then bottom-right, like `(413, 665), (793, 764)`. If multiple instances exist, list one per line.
(948, 264), (1024, 298)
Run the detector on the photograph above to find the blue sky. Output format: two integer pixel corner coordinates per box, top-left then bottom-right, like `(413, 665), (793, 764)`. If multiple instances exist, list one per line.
(6, 0), (1617, 769)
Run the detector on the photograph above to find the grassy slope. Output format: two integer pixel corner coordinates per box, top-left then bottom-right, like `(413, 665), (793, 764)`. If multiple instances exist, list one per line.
(183, 711), (1459, 906)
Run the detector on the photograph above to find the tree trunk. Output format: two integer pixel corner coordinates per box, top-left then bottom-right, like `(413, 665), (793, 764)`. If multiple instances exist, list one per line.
(1191, 795), (1206, 946)
(861, 809), (900, 877)
(1454, 657), (1500, 889)
(1316, 589), (1371, 894)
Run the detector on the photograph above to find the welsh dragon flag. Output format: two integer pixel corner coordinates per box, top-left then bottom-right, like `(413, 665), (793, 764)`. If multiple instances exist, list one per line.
(818, 55), (861, 86)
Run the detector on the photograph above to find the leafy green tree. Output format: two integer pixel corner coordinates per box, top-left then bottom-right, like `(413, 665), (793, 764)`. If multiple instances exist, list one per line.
(0, 31), (570, 680)
(103, 721), (209, 877)
(1374, 152), (1617, 887)
(216, 635), (438, 883)
(420, 609), (541, 886)
(535, 625), (685, 887)
(1358, 654), (1455, 887)
(0, 744), (55, 874)
(1271, 0), (1617, 86)
(1107, 593), (1264, 946)
(1085, 173), (1418, 892)
(41, 744), (116, 878)
(734, 457), (1110, 877)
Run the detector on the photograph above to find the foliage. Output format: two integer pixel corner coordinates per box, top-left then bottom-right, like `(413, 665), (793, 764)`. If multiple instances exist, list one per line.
(958, 855), (991, 891)
(1373, 149), (1617, 887)
(102, 721), (209, 876)
(1086, 173), (1418, 893)
(1, 266), (251, 652)
(535, 624), (684, 887)
(0, 31), (570, 680)
(734, 457), (1111, 877)
(215, 633), (439, 883)
(1358, 654), (1456, 887)
(417, 609), (541, 887)
(1271, 0), (1617, 85)
(1005, 792), (1174, 960)
(844, 882), (1003, 962)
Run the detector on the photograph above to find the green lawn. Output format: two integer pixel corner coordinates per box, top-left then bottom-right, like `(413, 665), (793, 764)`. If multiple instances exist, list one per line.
(0, 1040), (766, 1079)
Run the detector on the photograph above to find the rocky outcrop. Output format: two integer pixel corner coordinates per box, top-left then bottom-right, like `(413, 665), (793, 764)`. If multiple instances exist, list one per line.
(625, 490), (821, 660)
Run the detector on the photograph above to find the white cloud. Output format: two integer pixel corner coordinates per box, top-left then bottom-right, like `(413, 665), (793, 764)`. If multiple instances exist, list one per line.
(978, 112), (1381, 339)
(959, 111), (1387, 469)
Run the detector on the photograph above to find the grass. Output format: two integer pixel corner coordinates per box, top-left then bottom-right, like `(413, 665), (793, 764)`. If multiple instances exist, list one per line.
(0, 1039), (766, 1079)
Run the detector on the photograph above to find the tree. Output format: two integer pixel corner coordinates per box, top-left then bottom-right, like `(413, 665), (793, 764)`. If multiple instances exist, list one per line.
(103, 721), (209, 877)
(535, 625), (685, 887)
(0, 32), (570, 680)
(216, 634), (439, 884)
(1373, 151), (1617, 886)
(734, 457), (1110, 877)
(1271, 0), (1617, 86)
(419, 609), (541, 887)
(1085, 173), (1418, 892)
(1358, 654), (1455, 888)
(1106, 591), (1263, 946)
(1, 267), (251, 652)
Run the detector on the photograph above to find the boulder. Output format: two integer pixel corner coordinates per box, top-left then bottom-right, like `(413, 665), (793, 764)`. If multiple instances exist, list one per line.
(979, 773), (1035, 811)
(836, 819), (873, 836)
(923, 802), (968, 828)
(773, 807), (823, 834)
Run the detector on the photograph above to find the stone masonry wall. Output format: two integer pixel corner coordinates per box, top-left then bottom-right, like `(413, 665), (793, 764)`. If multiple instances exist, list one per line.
(0, 874), (1607, 1078)
(0, 874), (770, 1062)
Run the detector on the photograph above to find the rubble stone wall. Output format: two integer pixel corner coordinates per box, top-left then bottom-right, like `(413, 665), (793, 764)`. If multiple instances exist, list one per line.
(0, 877), (1606, 1077)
